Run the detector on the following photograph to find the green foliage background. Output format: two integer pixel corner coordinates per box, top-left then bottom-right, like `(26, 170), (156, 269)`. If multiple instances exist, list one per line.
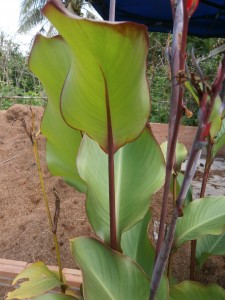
(148, 33), (224, 125)
(0, 32), (43, 109)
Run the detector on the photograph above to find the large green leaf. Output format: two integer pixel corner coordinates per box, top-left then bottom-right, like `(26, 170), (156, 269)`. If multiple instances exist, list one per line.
(121, 210), (155, 276)
(161, 142), (191, 205)
(122, 211), (169, 300)
(170, 173), (192, 206)
(42, 0), (150, 153)
(6, 262), (62, 299)
(174, 196), (225, 248)
(196, 232), (225, 266)
(185, 80), (199, 103)
(70, 237), (150, 300)
(185, 79), (222, 138)
(213, 118), (225, 157)
(77, 128), (165, 245)
(29, 34), (86, 193)
(169, 281), (225, 300)
(160, 141), (187, 173)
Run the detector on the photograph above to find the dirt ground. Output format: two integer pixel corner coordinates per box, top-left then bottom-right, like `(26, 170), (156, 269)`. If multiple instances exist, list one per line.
(0, 104), (225, 297)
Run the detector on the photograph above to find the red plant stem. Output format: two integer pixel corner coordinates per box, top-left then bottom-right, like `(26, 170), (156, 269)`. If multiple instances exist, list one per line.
(150, 54), (225, 299)
(150, 125), (204, 300)
(108, 0), (117, 250)
(190, 139), (213, 280)
(100, 67), (118, 251)
(156, 0), (188, 259)
(109, 0), (116, 21)
(106, 96), (117, 251)
(108, 0), (117, 249)
(108, 148), (117, 250)
(200, 141), (213, 197)
(172, 173), (177, 204)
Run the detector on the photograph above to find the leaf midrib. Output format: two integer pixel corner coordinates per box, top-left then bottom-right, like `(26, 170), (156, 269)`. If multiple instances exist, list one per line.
(176, 206), (225, 246)
(84, 265), (114, 299)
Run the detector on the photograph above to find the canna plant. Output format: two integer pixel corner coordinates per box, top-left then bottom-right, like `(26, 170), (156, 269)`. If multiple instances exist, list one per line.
(6, 0), (225, 299)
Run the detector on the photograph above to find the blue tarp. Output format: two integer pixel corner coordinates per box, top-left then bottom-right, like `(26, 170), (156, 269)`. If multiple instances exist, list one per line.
(92, 0), (225, 38)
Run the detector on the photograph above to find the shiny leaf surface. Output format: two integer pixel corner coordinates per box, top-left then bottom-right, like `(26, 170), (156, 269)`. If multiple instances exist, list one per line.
(161, 141), (187, 173)
(169, 281), (225, 300)
(121, 210), (155, 276)
(6, 262), (62, 299)
(29, 34), (86, 193)
(42, 0), (150, 153)
(70, 237), (150, 300)
(196, 232), (225, 266)
(174, 196), (225, 248)
(77, 128), (165, 245)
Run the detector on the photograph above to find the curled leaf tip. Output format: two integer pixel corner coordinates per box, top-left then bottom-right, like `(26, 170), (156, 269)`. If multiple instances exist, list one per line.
(200, 122), (211, 141)
(184, 106), (193, 118)
(187, 0), (199, 17)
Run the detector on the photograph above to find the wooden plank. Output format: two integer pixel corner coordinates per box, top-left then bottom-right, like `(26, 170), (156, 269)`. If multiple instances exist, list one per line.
(63, 268), (82, 288)
(0, 275), (13, 287)
(0, 258), (27, 267)
(63, 268), (82, 276)
(47, 265), (59, 272)
(0, 259), (27, 278)
(0, 259), (82, 290)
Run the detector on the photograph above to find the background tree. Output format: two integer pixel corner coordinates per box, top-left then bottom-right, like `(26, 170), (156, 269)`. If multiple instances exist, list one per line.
(19, 0), (86, 34)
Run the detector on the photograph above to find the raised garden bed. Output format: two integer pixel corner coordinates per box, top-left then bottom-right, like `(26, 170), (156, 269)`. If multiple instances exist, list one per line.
(1, 104), (225, 298)
(0, 258), (82, 297)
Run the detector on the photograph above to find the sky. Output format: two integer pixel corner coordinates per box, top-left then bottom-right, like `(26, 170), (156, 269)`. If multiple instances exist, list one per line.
(0, 1), (102, 53)
(0, 0), (38, 53)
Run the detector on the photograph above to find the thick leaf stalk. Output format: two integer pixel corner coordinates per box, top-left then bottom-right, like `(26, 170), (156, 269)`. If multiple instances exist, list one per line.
(102, 68), (117, 250)
(71, 237), (150, 300)
(150, 53), (225, 300)
(156, 0), (189, 258)
(190, 138), (213, 280)
(77, 128), (165, 247)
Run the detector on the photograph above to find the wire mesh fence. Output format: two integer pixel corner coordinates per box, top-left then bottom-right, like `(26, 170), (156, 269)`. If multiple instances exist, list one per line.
(0, 95), (47, 110)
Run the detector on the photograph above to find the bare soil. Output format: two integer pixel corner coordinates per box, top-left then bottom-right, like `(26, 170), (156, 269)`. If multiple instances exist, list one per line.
(0, 104), (225, 297)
